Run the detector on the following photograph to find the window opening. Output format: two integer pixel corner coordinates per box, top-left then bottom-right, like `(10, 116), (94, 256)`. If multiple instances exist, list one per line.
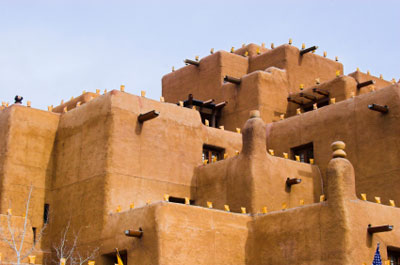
(168, 196), (195, 204)
(202, 145), (225, 162)
(43, 204), (50, 224)
(388, 247), (400, 265)
(32, 227), (37, 243)
(291, 142), (314, 163)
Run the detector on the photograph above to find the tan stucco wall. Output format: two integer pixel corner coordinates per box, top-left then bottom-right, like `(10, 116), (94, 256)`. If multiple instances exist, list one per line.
(267, 84), (400, 205)
(0, 105), (58, 230)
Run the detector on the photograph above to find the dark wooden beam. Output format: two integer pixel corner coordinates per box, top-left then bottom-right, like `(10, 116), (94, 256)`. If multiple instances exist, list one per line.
(368, 224), (393, 234)
(302, 97), (329, 111)
(125, 228), (143, 238)
(300, 46), (318, 56)
(357, 80), (375, 89)
(138, 110), (160, 123)
(299, 92), (317, 101)
(214, 101), (227, 109)
(184, 59), (200, 66)
(287, 97), (303, 105)
(368, 104), (388, 114)
(312, 88), (330, 97)
(202, 99), (214, 106)
(224, 75), (241, 85)
(286, 178), (302, 187)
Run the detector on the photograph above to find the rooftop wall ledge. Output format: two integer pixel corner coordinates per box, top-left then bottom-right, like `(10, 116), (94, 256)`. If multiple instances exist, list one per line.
(241, 110), (266, 156)
(325, 141), (357, 204)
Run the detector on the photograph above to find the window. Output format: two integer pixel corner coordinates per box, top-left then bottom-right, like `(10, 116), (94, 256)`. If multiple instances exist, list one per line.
(168, 196), (195, 204)
(43, 204), (50, 224)
(388, 247), (400, 265)
(291, 143), (314, 163)
(32, 227), (37, 243)
(202, 145), (225, 162)
(102, 250), (127, 265)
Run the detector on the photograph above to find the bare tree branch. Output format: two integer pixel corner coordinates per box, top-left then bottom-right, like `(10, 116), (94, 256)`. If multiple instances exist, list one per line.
(52, 219), (98, 265)
(0, 184), (48, 264)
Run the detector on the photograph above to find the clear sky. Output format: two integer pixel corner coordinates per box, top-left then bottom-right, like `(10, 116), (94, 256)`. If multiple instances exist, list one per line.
(1, 0), (399, 110)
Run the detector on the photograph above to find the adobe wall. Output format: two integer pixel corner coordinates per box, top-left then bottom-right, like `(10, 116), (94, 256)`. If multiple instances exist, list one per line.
(267, 84), (400, 205)
(248, 44), (343, 93)
(346, 200), (400, 262)
(45, 93), (112, 249)
(0, 105), (59, 229)
(219, 67), (289, 131)
(104, 91), (241, 213)
(349, 71), (393, 90)
(162, 44), (343, 131)
(194, 113), (322, 213)
(100, 202), (250, 265)
(47, 90), (242, 248)
(245, 152), (400, 265)
(286, 75), (358, 117)
(162, 51), (248, 104)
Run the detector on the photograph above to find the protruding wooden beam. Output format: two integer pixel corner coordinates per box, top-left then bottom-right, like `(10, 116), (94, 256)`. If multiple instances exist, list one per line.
(368, 224), (393, 234)
(138, 110), (160, 123)
(202, 99), (214, 106)
(184, 59), (200, 66)
(368, 104), (388, 114)
(357, 80), (375, 89)
(299, 92), (317, 101)
(300, 46), (318, 55)
(125, 228), (143, 238)
(286, 178), (302, 187)
(312, 88), (330, 97)
(224, 75), (241, 85)
(214, 101), (227, 109)
(287, 97), (303, 105)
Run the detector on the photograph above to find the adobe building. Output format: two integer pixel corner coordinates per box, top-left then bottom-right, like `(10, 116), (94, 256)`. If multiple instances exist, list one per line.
(1, 41), (400, 264)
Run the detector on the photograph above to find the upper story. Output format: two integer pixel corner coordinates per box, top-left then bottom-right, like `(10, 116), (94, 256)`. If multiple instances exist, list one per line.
(162, 43), (394, 131)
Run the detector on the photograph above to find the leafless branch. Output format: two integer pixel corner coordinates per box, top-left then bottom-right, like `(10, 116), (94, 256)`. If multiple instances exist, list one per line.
(0, 184), (48, 264)
(52, 220), (98, 265)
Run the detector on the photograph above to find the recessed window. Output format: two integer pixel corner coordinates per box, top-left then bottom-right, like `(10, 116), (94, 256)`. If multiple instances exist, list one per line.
(168, 196), (195, 204)
(388, 247), (400, 265)
(43, 204), (50, 224)
(291, 143), (314, 163)
(202, 145), (225, 162)
(32, 227), (37, 243)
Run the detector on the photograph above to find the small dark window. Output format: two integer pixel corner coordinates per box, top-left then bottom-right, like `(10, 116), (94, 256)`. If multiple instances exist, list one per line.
(291, 143), (314, 163)
(102, 250), (127, 265)
(388, 247), (400, 265)
(43, 204), (50, 224)
(168, 196), (195, 204)
(202, 145), (225, 162)
(32, 227), (37, 243)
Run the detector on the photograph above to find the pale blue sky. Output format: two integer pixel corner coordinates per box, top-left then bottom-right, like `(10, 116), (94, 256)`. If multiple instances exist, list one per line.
(1, 0), (399, 109)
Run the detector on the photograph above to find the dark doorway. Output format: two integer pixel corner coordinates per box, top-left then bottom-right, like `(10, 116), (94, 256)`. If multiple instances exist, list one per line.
(388, 247), (400, 265)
